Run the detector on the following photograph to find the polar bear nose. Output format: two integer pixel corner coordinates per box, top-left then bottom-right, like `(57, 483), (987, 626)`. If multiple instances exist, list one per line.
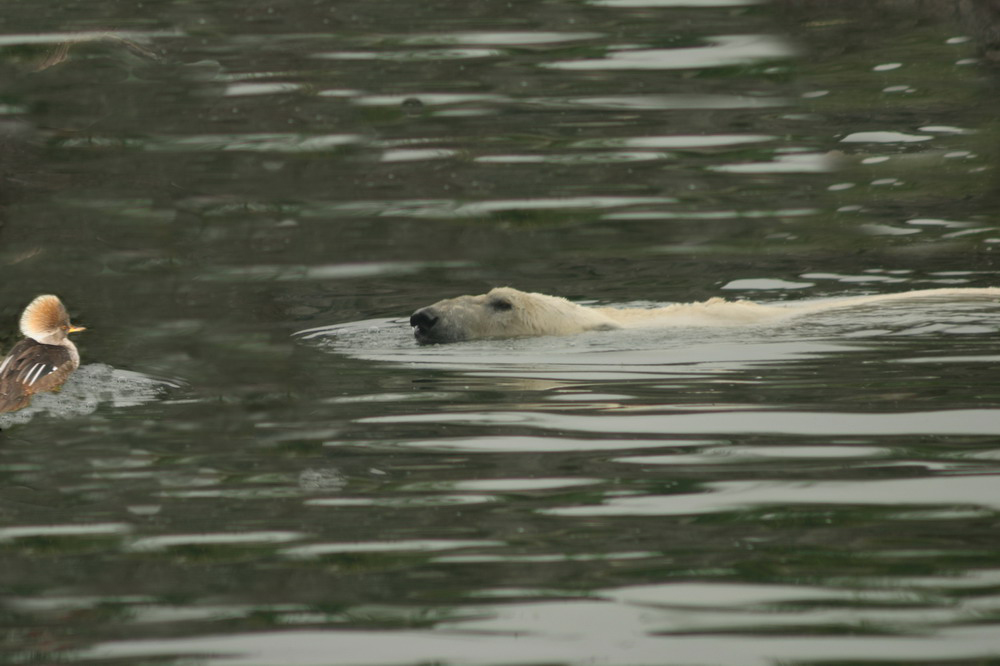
(410, 308), (438, 332)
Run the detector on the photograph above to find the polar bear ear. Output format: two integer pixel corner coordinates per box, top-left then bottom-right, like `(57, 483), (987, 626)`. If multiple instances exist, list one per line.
(489, 297), (514, 311)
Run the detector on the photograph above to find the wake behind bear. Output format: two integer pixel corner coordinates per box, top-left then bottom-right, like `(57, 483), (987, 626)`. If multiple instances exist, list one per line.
(409, 286), (1000, 344)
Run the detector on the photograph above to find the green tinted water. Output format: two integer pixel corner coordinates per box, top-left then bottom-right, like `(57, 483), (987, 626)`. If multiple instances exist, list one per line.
(2, 1), (1000, 664)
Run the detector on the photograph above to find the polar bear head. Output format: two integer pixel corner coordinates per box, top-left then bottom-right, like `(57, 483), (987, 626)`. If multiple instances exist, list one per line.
(409, 287), (620, 344)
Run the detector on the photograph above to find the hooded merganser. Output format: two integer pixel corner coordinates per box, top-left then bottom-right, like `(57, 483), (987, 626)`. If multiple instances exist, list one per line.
(0, 295), (85, 413)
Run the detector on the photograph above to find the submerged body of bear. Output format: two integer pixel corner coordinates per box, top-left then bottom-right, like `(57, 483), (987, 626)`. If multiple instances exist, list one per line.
(409, 286), (1000, 344)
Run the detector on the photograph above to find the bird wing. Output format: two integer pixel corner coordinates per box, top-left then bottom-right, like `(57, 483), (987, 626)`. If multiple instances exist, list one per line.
(0, 339), (73, 403)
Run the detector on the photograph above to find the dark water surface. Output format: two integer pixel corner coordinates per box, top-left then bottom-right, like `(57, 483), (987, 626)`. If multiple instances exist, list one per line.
(3, 1), (1000, 664)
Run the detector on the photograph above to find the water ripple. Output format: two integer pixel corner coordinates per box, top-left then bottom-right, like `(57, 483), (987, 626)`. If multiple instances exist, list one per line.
(545, 35), (796, 70)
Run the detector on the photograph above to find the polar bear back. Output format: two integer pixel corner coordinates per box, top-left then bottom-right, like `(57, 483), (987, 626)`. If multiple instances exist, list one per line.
(594, 297), (795, 328)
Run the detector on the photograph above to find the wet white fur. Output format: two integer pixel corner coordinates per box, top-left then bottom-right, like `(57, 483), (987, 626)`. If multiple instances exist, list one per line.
(417, 286), (1000, 342)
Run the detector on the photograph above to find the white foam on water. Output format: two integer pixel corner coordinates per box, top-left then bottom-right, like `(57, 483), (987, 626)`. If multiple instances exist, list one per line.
(0, 363), (183, 426)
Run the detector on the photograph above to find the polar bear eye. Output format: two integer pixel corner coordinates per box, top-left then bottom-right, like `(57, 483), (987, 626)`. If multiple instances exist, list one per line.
(489, 298), (514, 312)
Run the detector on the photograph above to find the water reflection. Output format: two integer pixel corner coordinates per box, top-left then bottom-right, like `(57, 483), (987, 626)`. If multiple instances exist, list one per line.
(546, 474), (1000, 516)
(546, 35), (797, 70)
(366, 408), (1000, 436)
(79, 626), (1000, 665)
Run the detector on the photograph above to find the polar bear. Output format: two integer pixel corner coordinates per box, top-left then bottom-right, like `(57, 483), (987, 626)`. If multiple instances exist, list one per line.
(409, 286), (1000, 344)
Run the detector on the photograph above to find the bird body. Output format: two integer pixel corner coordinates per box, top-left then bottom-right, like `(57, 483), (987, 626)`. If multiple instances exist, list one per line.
(0, 295), (84, 413)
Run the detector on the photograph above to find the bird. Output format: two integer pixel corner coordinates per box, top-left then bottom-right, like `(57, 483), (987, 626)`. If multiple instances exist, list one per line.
(0, 295), (85, 413)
